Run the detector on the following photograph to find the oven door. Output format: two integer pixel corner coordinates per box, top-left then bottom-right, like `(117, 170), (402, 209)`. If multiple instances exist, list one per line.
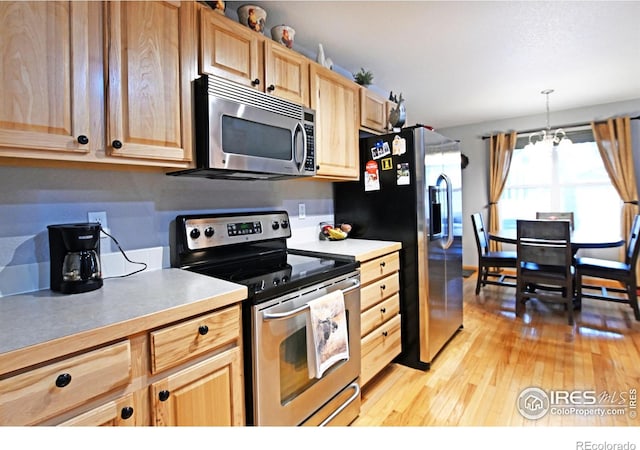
(252, 271), (361, 426)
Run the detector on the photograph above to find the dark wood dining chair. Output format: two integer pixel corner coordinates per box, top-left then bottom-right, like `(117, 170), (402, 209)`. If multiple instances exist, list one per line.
(536, 212), (575, 230)
(471, 212), (517, 295)
(575, 214), (640, 321)
(516, 219), (574, 325)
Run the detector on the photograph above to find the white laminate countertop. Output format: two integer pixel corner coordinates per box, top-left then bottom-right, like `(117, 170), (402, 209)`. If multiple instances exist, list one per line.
(0, 268), (247, 373)
(289, 238), (402, 262)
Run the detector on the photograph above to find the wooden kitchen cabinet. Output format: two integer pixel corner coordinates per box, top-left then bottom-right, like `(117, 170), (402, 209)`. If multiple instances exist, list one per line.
(360, 88), (389, 134)
(0, 340), (132, 426)
(0, 1), (92, 157)
(0, 0), (194, 168)
(358, 251), (402, 386)
(264, 40), (310, 106)
(57, 393), (137, 426)
(199, 6), (309, 106)
(105, 0), (194, 165)
(199, 5), (261, 89)
(310, 64), (360, 180)
(0, 303), (245, 426)
(151, 346), (244, 426)
(150, 303), (245, 426)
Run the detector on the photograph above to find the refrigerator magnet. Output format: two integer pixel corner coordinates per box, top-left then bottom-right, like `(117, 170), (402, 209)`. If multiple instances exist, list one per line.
(392, 135), (406, 155)
(364, 160), (381, 191)
(381, 158), (393, 170)
(370, 140), (391, 160)
(397, 162), (410, 185)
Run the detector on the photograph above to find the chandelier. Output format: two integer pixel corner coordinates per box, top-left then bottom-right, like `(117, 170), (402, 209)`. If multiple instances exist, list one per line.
(526, 89), (572, 149)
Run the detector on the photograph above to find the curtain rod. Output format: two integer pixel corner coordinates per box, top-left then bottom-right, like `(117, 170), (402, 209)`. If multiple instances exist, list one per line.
(481, 114), (640, 140)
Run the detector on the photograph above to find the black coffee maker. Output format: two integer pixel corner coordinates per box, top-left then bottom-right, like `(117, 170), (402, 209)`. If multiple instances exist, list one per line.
(48, 223), (103, 294)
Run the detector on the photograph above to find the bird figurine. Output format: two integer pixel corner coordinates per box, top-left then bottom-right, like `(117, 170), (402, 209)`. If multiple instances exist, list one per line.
(316, 44), (333, 70)
(388, 93), (406, 130)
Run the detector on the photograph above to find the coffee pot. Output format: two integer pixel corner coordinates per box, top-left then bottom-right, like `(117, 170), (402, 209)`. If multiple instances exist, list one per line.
(48, 223), (103, 294)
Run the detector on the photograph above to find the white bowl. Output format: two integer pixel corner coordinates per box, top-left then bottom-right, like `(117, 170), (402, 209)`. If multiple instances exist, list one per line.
(271, 25), (295, 48)
(237, 4), (267, 34)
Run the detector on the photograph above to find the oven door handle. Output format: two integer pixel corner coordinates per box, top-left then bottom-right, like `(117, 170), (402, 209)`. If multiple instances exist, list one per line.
(262, 280), (360, 321)
(318, 382), (360, 427)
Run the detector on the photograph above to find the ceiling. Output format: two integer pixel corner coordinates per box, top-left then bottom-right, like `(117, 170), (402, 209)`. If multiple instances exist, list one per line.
(225, 1), (640, 129)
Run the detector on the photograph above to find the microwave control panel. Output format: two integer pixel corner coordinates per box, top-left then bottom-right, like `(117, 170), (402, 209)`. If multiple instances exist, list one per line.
(304, 123), (315, 172)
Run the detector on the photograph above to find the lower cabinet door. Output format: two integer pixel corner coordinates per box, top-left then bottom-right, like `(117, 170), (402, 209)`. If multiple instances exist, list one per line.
(360, 314), (402, 386)
(151, 347), (245, 426)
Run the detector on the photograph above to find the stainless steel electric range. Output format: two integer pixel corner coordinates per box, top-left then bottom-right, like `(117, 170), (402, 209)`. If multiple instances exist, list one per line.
(172, 211), (361, 426)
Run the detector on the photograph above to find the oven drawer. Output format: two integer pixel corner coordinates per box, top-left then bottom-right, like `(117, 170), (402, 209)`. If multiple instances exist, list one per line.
(150, 304), (241, 373)
(359, 252), (400, 285)
(300, 381), (361, 426)
(360, 272), (400, 311)
(0, 340), (131, 425)
(360, 293), (400, 338)
(361, 314), (401, 386)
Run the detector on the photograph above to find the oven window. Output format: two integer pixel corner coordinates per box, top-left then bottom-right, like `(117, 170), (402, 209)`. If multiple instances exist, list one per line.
(278, 311), (350, 404)
(221, 115), (292, 160)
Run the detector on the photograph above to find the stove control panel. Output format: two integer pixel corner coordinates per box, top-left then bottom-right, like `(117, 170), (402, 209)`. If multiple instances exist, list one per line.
(178, 211), (292, 251)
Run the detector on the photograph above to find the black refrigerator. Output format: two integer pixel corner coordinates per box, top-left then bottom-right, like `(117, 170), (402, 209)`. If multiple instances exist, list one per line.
(334, 125), (463, 370)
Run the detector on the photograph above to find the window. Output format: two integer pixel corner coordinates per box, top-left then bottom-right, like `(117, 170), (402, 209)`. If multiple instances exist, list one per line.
(499, 129), (621, 235)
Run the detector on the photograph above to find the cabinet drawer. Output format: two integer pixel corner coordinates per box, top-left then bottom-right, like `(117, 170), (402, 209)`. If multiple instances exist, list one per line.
(57, 393), (136, 426)
(0, 340), (131, 426)
(359, 252), (400, 285)
(150, 304), (241, 373)
(361, 314), (401, 386)
(361, 293), (400, 338)
(360, 273), (400, 311)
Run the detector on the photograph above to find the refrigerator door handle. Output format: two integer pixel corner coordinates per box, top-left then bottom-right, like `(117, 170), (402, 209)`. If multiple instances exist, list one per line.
(439, 173), (454, 250)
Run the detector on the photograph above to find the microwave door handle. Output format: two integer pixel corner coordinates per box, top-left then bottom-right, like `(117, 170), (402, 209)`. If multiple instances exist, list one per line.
(293, 122), (307, 171)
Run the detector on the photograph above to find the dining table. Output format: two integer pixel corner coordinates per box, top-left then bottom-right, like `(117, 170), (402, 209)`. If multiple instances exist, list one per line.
(489, 227), (625, 310)
(488, 228), (625, 251)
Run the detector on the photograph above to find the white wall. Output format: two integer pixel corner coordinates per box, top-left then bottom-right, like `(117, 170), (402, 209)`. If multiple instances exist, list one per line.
(439, 98), (640, 270)
(0, 166), (334, 296)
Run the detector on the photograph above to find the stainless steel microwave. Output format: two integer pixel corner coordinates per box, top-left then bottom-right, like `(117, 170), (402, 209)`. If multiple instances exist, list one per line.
(169, 75), (316, 181)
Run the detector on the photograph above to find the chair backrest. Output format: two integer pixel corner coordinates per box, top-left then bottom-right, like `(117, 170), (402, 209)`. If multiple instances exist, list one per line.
(625, 214), (640, 268)
(471, 213), (489, 256)
(517, 219), (572, 269)
(535, 212), (574, 230)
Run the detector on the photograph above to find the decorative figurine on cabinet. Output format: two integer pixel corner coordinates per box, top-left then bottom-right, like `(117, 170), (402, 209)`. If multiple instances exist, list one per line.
(388, 93), (406, 131)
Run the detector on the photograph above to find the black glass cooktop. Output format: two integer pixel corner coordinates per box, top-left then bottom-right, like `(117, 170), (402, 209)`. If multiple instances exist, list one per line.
(186, 251), (358, 304)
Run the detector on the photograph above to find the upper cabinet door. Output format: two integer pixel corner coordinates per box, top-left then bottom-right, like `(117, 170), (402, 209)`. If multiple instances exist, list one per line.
(0, 1), (91, 154)
(264, 41), (309, 106)
(310, 64), (359, 180)
(199, 7), (261, 89)
(360, 88), (388, 134)
(106, 1), (192, 164)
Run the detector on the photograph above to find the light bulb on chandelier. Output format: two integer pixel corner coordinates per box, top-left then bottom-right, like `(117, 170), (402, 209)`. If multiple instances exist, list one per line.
(526, 89), (572, 149)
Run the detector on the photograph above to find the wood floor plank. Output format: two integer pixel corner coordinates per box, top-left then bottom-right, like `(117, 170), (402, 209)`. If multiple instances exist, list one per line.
(353, 275), (640, 426)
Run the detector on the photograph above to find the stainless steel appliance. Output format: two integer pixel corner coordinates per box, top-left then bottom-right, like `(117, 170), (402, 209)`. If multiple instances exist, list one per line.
(48, 223), (103, 294)
(334, 125), (463, 369)
(168, 75), (316, 180)
(172, 211), (361, 426)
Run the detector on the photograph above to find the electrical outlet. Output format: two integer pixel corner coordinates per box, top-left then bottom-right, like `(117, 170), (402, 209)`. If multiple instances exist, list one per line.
(88, 211), (108, 229)
(298, 203), (306, 219)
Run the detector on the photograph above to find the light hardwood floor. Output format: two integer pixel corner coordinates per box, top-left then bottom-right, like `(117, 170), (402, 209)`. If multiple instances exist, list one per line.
(352, 274), (640, 426)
